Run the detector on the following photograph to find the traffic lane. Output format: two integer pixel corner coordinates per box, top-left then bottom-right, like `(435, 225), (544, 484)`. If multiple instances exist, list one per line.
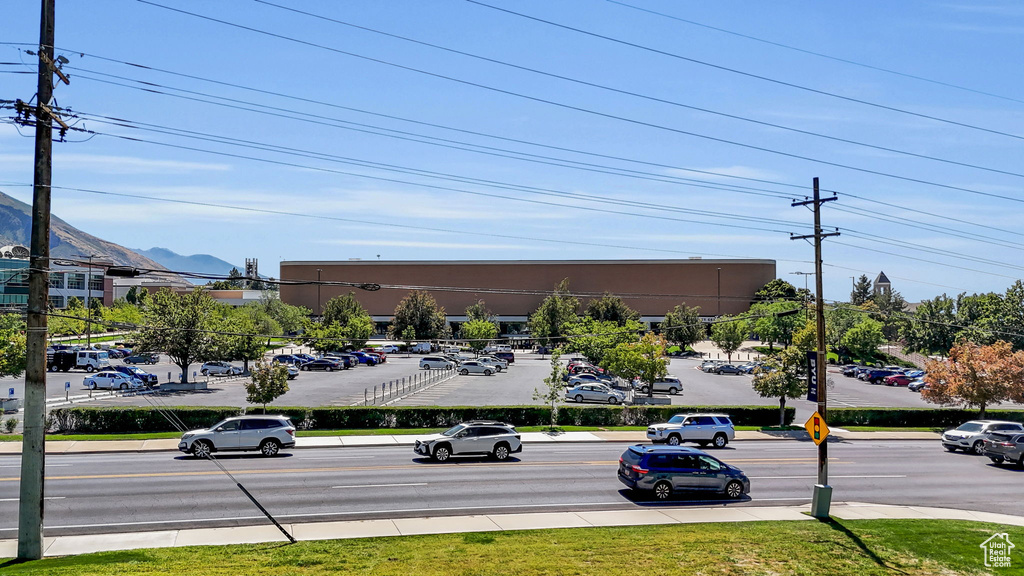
(0, 440), (1019, 535)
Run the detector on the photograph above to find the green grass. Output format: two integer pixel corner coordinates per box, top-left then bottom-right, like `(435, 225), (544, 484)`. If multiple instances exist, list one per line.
(0, 519), (1017, 575)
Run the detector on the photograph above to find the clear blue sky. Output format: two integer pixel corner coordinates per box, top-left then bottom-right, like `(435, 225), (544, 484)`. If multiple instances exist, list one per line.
(2, 0), (1023, 304)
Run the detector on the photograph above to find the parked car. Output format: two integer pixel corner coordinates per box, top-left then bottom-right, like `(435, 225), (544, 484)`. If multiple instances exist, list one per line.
(272, 354), (306, 366)
(714, 364), (744, 375)
(178, 415), (296, 458)
(841, 365), (863, 377)
(647, 413), (735, 448)
(284, 364), (299, 380)
(883, 374), (913, 386)
(413, 420), (522, 462)
(411, 342), (433, 353)
(378, 345), (401, 354)
(565, 383), (626, 404)
(200, 361), (242, 376)
(904, 370), (925, 379)
(76, 350), (111, 373)
(475, 356), (508, 372)
(862, 369), (898, 384)
(907, 379), (930, 392)
(942, 420), (1024, 454)
(483, 344), (512, 354)
(323, 354), (356, 368)
(363, 349), (387, 362)
(112, 365), (158, 386)
(457, 361), (494, 376)
(348, 351), (378, 366)
(420, 356), (455, 370)
(301, 359), (343, 372)
(83, 371), (144, 391)
(124, 352), (160, 365)
(567, 372), (612, 387)
(634, 377), (683, 396)
(293, 353), (317, 364)
(701, 360), (727, 373)
(982, 432), (1024, 467)
(737, 363), (761, 374)
(493, 351), (515, 364)
(46, 350), (76, 372)
(617, 445), (749, 500)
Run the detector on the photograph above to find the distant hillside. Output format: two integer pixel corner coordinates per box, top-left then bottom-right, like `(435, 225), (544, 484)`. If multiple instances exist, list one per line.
(0, 189), (177, 276)
(134, 247), (241, 283)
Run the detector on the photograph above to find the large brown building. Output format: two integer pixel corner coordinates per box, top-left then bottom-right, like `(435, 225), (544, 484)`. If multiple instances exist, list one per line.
(279, 259), (776, 327)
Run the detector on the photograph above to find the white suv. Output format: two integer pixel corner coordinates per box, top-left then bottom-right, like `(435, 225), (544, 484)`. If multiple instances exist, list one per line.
(647, 413), (735, 448)
(178, 415), (296, 458)
(420, 356), (455, 370)
(942, 420), (1024, 454)
(475, 356), (508, 372)
(635, 376), (683, 395)
(414, 421), (522, 461)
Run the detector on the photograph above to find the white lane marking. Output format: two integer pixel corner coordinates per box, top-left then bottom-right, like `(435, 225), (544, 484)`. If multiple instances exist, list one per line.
(332, 483), (427, 489)
(750, 497), (813, 501)
(749, 475), (907, 479)
(0, 464), (71, 468)
(296, 456), (373, 460)
(0, 497), (65, 502)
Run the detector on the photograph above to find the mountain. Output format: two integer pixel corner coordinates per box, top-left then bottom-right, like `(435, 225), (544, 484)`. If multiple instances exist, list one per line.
(134, 247), (241, 283)
(0, 190), (177, 275)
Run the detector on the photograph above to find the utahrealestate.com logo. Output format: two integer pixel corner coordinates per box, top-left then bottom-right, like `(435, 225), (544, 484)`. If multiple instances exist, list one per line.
(981, 533), (1015, 568)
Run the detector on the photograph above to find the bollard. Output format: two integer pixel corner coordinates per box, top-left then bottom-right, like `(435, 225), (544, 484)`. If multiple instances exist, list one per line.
(168, 372), (172, 383)
(389, 382), (394, 397)
(364, 388), (368, 405)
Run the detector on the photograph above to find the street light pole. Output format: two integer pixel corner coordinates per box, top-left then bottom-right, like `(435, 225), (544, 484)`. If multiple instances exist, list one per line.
(316, 268), (322, 316)
(716, 267), (721, 316)
(75, 253), (103, 348)
(789, 272), (814, 321)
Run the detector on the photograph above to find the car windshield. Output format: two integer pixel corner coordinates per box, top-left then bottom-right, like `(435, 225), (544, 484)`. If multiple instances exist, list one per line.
(957, 423), (984, 432)
(668, 415), (685, 424)
(441, 424), (466, 437)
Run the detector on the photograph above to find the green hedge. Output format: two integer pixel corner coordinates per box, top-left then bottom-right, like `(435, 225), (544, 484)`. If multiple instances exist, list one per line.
(827, 408), (1024, 428)
(47, 405), (795, 433)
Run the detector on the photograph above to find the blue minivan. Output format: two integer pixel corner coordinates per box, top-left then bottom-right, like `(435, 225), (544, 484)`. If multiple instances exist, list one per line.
(618, 445), (750, 500)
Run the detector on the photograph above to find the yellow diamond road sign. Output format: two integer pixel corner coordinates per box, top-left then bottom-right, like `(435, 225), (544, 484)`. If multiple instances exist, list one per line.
(804, 411), (829, 445)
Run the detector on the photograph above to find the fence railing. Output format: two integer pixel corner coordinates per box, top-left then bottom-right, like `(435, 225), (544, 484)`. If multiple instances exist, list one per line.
(363, 367), (455, 406)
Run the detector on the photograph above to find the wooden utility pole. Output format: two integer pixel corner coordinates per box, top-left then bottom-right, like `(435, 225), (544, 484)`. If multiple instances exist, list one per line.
(790, 177), (838, 519)
(18, 0), (56, 561)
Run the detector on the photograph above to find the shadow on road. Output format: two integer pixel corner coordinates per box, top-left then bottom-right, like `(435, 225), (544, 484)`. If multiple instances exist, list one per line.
(617, 488), (752, 506)
(411, 456), (522, 465)
(173, 453), (295, 461)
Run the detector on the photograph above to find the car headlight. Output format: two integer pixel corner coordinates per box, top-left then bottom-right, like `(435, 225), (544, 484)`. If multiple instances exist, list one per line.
(181, 433), (194, 440)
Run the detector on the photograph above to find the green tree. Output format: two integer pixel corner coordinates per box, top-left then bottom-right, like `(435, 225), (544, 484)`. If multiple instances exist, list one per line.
(749, 301), (802, 350)
(300, 318), (349, 353)
(753, 278), (798, 303)
(401, 326), (416, 352)
(49, 296), (86, 336)
(527, 279), (579, 344)
(135, 288), (218, 383)
(841, 318), (885, 361)
(0, 313), (26, 377)
(824, 304), (862, 352)
(1001, 281), (1024, 350)
(213, 305), (280, 372)
(751, 346), (806, 426)
(388, 290), (449, 341)
(603, 333), (668, 398)
(253, 292), (309, 335)
(322, 292), (369, 328)
(342, 314), (374, 349)
(564, 318), (642, 366)
(850, 275), (872, 305)
(661, 304), (703, 350)
(709, 316), (747, 362)
(102, 300), (143, 330)
(461, 319), (499, 351)
(532, 349), (567, 429)
(584, 293), (640, 326)
(465, 299), (496, 323)
(902, 294), (956, 355)
(245, 358), (290, 411)
(871, 289), (908, 341)
(955, 292), (1003, 347)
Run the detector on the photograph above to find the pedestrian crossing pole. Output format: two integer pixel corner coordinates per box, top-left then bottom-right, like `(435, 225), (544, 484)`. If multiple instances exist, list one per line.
(791, 178), (839, 519)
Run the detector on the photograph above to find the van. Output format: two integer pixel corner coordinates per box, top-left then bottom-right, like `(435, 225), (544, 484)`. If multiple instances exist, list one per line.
(412, 342), (433, 354)
(76, 350), (111, 373)
(483, 344), (512, 354)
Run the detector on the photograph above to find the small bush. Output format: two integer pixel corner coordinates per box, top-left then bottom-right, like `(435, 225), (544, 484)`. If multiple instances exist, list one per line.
(3, 418), (17, 434)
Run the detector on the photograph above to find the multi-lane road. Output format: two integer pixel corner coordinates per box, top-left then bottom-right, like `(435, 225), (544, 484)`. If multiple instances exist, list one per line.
(0, 440), (1015, 537)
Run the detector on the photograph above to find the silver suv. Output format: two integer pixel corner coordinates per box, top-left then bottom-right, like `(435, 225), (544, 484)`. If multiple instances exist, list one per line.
(414, 421), (522, 462)
(942, 420), (1024, 454)
(635, 376), (683, 395)
(647, 413), (735, 448)
(178, 415), (296, 458)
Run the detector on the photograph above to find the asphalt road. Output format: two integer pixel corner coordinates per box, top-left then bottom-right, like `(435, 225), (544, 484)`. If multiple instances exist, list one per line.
(0, 440), (1016, 537)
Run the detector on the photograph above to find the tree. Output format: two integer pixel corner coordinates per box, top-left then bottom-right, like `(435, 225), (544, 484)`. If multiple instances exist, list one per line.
(214, 305), (280, 372)
(709, 316), (747, 362)
(388, 290), (449, 341)
(850, 275), (872, 306)
(661, 304), (703, 350)
(871, 288), (908, 341)
(751, 346), (806, 427)
(401, 326), (416, 352)
(824, 305), (862, 352)
(253, 292), (309, 335)
(749, 301), (802, 350)
(753, 278), (798, 303)
(923, 341), (1024, 418)
(533, 349), (567, 429)
(1001, 281), (1024, 350)
(527, 279), (579, 344)
(584, 293), (640, 326)
(955, 292), (1003, 347)
(300, 318), (349, 353)
(0, 313), (26, 377)
(840, 318), (885, 361)
(102, 300), (143, 330)
(461, 319), (499, 351)
(465, 299), (496, 324)
(603, 333), (667, 397)
(135, 288), (218, 383)
(245, 358), (290, 411)
(322, 292), (369, 329)
(563, 318), (642, 366)
(49, 296), (86, 336)
(902, 294), (956, 355)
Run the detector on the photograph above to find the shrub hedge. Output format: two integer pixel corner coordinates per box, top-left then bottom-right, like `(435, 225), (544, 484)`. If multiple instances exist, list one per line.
(47, 405), (796, 434)
(826, 408), (1024, 428)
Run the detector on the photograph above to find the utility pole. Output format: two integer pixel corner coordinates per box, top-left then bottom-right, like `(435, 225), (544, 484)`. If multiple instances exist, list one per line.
(790, 271), (814, 321)
(790, 177), (839, 519)
(19, 0), (57, 561)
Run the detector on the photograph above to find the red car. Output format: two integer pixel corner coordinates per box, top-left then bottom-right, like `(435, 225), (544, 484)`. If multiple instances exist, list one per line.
(362, 349), (386, 363)
(884, 374), (912, 386)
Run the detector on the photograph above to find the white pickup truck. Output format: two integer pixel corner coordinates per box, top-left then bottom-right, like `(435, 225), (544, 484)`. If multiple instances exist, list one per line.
(646, 413), (735, 448)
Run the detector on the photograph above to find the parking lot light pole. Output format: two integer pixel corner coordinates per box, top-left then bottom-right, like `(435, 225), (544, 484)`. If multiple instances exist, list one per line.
(316, 269), (322, 317)
(716, 267), (721, 316)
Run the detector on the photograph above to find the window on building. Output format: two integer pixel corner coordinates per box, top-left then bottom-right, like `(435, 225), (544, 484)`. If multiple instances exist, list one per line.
(49, 273), (64, 289)
(88, 275), (103, 292)
(48, 295), (65, 309)
(67, 273), (85, 290)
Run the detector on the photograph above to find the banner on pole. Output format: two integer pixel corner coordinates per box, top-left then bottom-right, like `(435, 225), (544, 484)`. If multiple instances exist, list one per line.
(806, 350), (818, 402)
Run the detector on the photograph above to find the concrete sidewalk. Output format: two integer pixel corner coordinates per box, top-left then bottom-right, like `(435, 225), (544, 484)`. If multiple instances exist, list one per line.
(0, 502), (1019, 558)
(0, 429), (941, 455)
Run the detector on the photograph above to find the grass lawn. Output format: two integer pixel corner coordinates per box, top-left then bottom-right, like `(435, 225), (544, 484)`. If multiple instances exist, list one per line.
(1, 519), (1018, 575)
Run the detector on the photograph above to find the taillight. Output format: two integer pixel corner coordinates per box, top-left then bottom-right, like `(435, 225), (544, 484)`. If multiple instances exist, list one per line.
(1000, 442), (1015, 447)
(631, 465), (648, 475)
(287, 429), (294, 437)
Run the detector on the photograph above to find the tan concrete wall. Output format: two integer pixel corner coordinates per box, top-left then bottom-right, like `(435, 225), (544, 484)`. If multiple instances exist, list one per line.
(279, 260), (775, 318)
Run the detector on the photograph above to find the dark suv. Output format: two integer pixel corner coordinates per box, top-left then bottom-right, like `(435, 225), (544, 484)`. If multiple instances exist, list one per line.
(618, 445), (749, 500)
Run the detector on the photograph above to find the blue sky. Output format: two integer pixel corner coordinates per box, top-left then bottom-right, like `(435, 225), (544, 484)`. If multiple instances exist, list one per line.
(2, 0), (1023, 303)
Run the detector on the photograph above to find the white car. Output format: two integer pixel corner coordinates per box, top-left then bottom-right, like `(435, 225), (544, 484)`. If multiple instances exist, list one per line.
(379, 345), (401, 353)
(201, 361), (243, 376)
(178, 415), (296, 458)
(457, 361), (494, 376)
(942, 420), (1024, 454)
(420, 356), (455, 370)
(285, 364), (299, 380)
(413, 421), (522, 462)
(83, 371), (144, 391)
(564, 383), (625, 404)
(634, 376), (683, 395)
(646, 413), (735, 448)
(475, 356), (508, 372)
(567, 373), (612, 387)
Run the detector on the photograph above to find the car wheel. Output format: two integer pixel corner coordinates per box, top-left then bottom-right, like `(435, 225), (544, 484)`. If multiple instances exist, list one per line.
(990, 456), (1005, 465)
(493, 443), (510, 461)
(423, 365), (430, 370)
(640, 387), (650, 395)
(432, 444), (451, 462)
(484, 369), (492, 376)
(201, 369), (209, 376)
(191, 440), (212, 459)
(575, 394), (584, 403)
(260, 439), (281, 457)
(496, 366), (503, 372)
(124, 359), (132, 365)
(460, 369), (469, 375)
(327, 366), (333, 372)
(713, 434), (728, 448)
(667, 434), (681, 446)
(88, 382), (97, 390)
(607, 396), (619, 404)
(669, 387), (679, 395)
(119, 383), (128, 390)
(972, 441), (985, 455)
(85, 365), (94, 373)
(653, 481), (672, 500)
(301, 366), (308, 371)
(944, 445), (957, 452)
(725, 480), (744, 499)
